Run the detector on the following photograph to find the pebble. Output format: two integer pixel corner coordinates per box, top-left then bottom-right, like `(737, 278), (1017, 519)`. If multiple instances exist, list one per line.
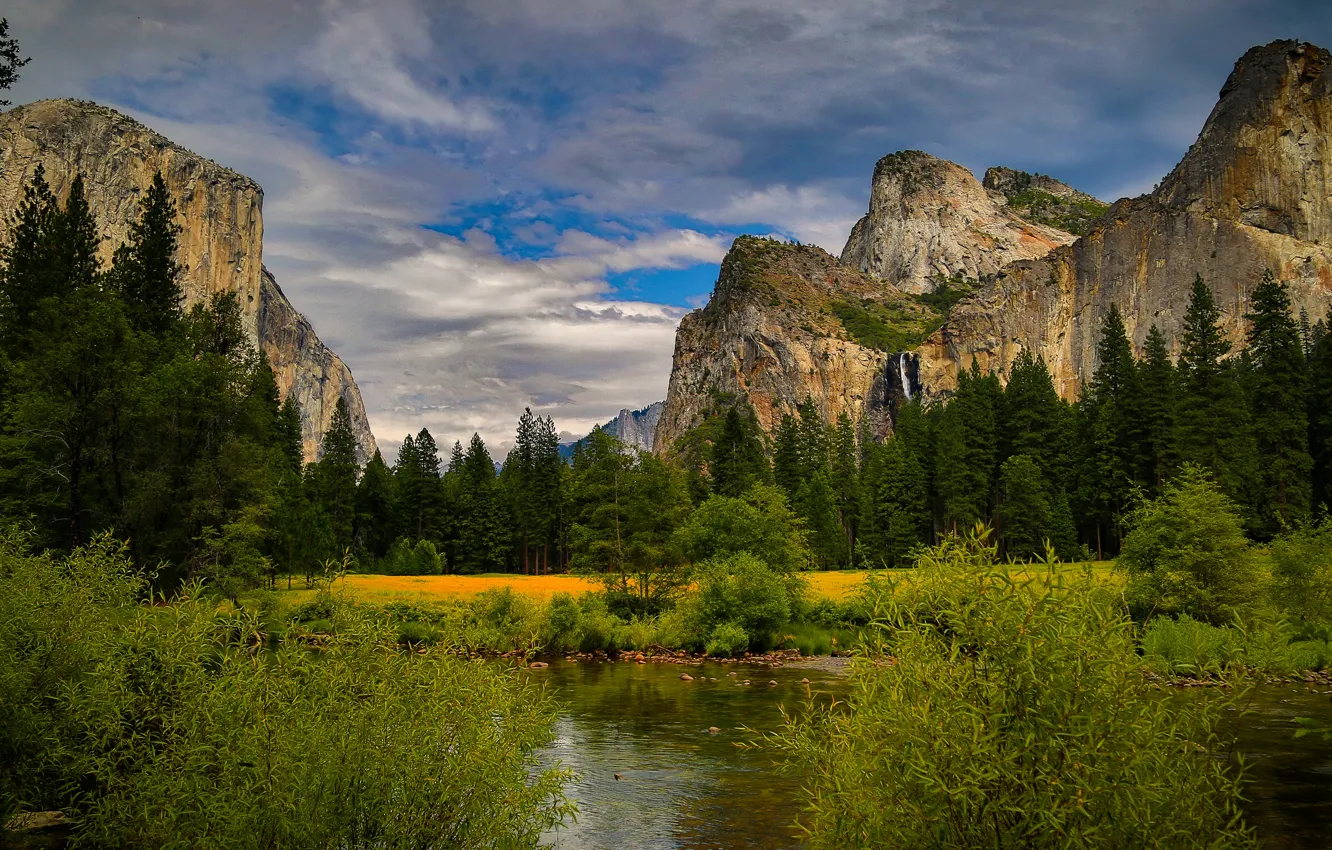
(680, 673), (693, 681)
(768, 680), (778, 686)
(800, 678), (811, 684)
(708, 727), (720, 734)
(528, 662), (549, 669)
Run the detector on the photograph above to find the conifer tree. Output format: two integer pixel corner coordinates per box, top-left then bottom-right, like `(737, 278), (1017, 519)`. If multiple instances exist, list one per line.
(1174, 274), (1260, 520)
(505, 408), (540, 573)
(1001, 351), (1071, 487)
(831, 412), (860, 559)
(455, 433), (509, 572)
(1244, 272), (1312, 533)
(0, 17), (30, 107)
(111, 171), (182, 337)
(355, 450), (396, 559)
(934, 363), (1000, 532)
(1309, 325), (1332, 514)
(1083, 304), (1146, 551)
(274, 395), (305, 474)
(1137, 325), (1177, 494)
(998, 454), (1054, 561)
(0, 164), (58, 347)
(532, 415), (564, 572)
(857, 435), (929, 568)
(313, 398), (359, 553)
(710, 405), (770, 497)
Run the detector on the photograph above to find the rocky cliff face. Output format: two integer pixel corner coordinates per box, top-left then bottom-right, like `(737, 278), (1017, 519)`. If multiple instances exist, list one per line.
(917, 40), (1332, 399)
(605, 402), (664, 453)
(839, 150), (1077, 294)
(655, 236), (935, 452)
(0, 99), (375, 463)
(982, 167), (1109, 236)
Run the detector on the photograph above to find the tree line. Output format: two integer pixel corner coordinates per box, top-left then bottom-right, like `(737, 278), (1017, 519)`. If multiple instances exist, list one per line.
(3, 163), (1327, 594)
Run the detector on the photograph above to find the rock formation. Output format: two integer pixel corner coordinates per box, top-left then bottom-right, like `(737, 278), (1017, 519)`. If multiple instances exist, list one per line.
(605, 402), (664, 453)
(982, 167), (1109, 236)
(655, 236), (934, 452)
(839, 150), (1077, 295)
(0, 99), (375, 463)
(917, 40), (1332, 399)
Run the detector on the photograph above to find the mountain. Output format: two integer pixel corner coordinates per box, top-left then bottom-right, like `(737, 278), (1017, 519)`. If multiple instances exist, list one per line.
(655, 40), (1332, 448)
(917, 39), (1332, 399)
(0, 99), (376, 463)
(560, 402), (665, 459)
(838, 151), (1079, 295)
(654, 236), (934, 452)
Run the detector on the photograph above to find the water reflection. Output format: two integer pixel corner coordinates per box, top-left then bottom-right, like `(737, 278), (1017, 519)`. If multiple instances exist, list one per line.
(533, 658), (1332, 850)
(536, 659), (846, 850)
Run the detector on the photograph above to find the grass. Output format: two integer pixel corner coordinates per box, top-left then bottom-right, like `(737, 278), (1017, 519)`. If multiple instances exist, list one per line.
(271, 562), (1119, 607)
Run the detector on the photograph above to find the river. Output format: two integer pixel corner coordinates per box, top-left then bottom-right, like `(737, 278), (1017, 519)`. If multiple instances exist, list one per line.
(530, 658), (1332, 849)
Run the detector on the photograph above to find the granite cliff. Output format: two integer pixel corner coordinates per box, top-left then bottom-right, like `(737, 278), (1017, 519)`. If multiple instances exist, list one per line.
(0, 99), (375, 463)
(917, 39), (1332, 399)
(654, 236), (936, 452)
(839, 151), (1079, 295)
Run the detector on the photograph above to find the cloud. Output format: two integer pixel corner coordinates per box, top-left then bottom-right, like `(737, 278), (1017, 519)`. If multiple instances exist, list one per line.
(303, 0), (496, 133)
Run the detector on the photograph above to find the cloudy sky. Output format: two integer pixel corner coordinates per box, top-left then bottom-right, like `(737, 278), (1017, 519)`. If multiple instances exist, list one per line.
(6, 1), (1330, 458)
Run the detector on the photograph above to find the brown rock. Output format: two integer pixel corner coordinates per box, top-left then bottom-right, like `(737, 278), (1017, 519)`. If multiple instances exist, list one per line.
(0, 99), (376, 463)
(680, 673), (694, 681)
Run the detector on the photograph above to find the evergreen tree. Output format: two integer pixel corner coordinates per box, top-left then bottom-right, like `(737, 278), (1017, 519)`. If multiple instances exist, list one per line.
(1137, 325), (1177, 494)
(1309, 326), (1332, 514)
(504, 408), (541, 573)
(394, 427), (444, 542)
(455, 433), (509, 573)
(1244, 272), (1312, 534)
(1001, 351), (1071, 488)
(0, 17), (30, 107)
(935, 363), (1000, 532)
(1174, 275), (1260, 521)
(355, 450), (396, 559)
(110, 171), (182, 336)
(274, 395), (305, 473)
(710, 404), (770, 498)
(831, 412), (860, 561)
(531, 415), (564, 573)
(998, 454), (1054, 561)
(1082, 304), (1146, 552)
(312, 398), (359, 553)
(857, 435), (929, 568)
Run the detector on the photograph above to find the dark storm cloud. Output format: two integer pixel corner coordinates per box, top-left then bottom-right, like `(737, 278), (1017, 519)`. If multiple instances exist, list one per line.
(5, 0), (1330, 454)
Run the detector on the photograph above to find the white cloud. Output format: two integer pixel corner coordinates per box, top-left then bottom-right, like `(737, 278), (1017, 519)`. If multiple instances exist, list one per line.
(304, 0), (496, 132)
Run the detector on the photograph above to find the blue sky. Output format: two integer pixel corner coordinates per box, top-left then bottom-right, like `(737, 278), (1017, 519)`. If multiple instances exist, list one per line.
(7, 0), (1332, 456)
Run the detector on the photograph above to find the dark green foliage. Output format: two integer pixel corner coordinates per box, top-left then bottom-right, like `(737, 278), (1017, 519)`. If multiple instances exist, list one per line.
(1000, 351), (1071, 487)
(857, 435), (929, 568)
(109, 171), (182, 336)
(934, 362), (1000, 532)
(998, 454), (1056, 561)
(1309, 324), (1332, 513)
(1244, 272), (1312, 534)
(454, 433), (510, 573)
(1174, 275), (1260, 518)
(393, 427), (445, 543)
(687, 552), (803, 653)
(769, 532), (1254, 849)
(355, 450), (395, 559)
(0, 18), (28, 106)
(1138, 325), (1177, 494)
(1001, 187), (1109, 235)
(1081, 304), (1145, 550)
(311, 398), (359, 553)
(710, 405), (770, 497)
(828, 297), (939, 351)
(568, 428), (691, 615)
(502, 409), (564, 573)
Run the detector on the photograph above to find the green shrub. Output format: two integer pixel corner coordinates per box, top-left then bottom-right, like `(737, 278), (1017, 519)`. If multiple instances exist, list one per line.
(1119, 465), (1259, 624)
(1268, 522), (1332, 627)
(0, 533), (572, 845)
(542, 592), (583, 653)
(705, 621), (749, 657)
(767, 530), (1255, 849)
(687, 552), (801, 651)
(379, 537), (445, 576)
(396, 620), (440, 647)
(576, 593), (623, 653)
(1140, 615), (1241, 675)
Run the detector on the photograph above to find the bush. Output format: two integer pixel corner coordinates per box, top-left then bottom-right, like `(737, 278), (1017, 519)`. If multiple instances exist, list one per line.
(379, 537), (445, 576)
(687, 552), (802, 651)
(1119, 465), (1259, 624)
(542, 592), (583, 653)
(1269, 522), (1332, 627)
(767, 530), (1255, 849)
(1141, 615), (1332, 676)
(705, 621), (749, 657)
(396, 620), (440, 647)
(675, 484), (812, 572)
(0, 533), (572, 845)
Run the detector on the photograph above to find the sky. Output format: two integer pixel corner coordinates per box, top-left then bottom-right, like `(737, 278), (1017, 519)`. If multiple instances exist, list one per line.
(5, 0), (1331, 459)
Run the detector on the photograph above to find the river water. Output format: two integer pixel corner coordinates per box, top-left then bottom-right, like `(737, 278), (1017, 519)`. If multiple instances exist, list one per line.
(531, 658), (1332, 850)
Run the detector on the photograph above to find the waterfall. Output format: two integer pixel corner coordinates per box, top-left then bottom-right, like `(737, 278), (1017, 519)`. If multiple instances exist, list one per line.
(899, 353), (912, 401)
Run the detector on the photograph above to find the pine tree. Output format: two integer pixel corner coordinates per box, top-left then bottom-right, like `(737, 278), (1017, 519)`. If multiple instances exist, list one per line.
(1244, 272), (1312, 533)
(1174, 274), (1260, 521)
(531, 415), (564, 573)
(313, 398), (359, 552)
(0, 18), (30, 107)
(831, 412), (860, 560)
(1001, 351), (1071, 488)
(998, 454), (1054, 561)
(710, 404), (770, 497)
(505, 408), (540, 573)
(111, 171), (182, 337)
(0, 164), (58, 348)
(935, 363), (1000, 532)
(356, 450), (396, 559)
(1138, 325), (1177, 494)
(274, 395), (305, 473)
(1083, 304), (1146, 551)
(455, 433), (509, 573)
(857, 436), (929, 568)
